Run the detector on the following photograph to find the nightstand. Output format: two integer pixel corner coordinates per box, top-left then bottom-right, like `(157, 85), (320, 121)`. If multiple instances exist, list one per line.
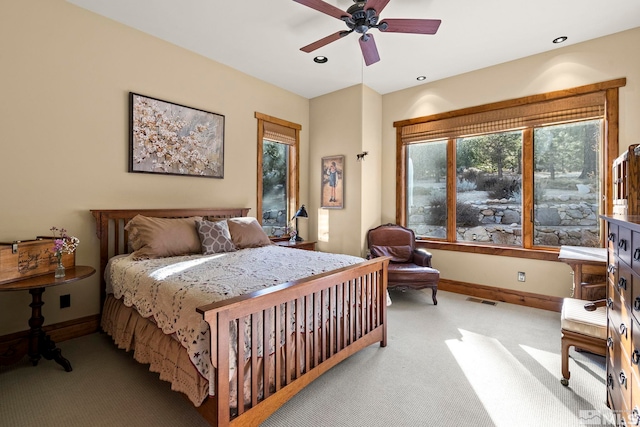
(275, 240), (316, 251)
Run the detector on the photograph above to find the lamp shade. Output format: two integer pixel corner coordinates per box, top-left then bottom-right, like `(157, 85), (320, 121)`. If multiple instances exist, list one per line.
(292, 205), (308, 219)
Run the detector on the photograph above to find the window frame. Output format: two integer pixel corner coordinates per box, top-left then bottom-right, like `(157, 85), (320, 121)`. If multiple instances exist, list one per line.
(394, 79), (626, 260)
(255, 112), (301, 238)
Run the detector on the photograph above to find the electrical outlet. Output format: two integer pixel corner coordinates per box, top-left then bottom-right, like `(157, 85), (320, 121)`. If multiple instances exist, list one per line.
(60, 294), (71, 309)
(517, 272), (526, 282)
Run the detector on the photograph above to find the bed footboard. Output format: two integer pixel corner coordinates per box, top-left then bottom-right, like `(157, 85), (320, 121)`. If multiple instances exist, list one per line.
(196, 256), (389, 426)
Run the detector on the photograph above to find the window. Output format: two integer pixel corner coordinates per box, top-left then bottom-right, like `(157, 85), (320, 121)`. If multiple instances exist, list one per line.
(395, 79), (625, 257)
(256, 113), (301, 238)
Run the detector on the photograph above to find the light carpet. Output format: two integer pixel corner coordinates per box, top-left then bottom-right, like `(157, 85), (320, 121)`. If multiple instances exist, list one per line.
(0, 290), (613, 426)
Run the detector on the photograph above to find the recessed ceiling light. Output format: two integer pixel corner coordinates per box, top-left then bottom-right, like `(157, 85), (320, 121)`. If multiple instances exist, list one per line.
(553, 36), (568, 44)
(314, 56), (328, 64)
(417, 76), (426, 81)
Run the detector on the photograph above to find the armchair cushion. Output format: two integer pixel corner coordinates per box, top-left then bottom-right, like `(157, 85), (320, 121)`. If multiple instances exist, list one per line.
(370, 245), (413, 263)
(388, 263), (440, 283)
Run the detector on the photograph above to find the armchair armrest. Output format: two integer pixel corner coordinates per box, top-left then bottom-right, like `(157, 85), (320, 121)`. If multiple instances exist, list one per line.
(413, 249), (433, 267)
(584, 299), (607, 311)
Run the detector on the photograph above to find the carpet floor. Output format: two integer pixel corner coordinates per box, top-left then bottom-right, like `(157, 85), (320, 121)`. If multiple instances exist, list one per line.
(0, 290), (613, 426)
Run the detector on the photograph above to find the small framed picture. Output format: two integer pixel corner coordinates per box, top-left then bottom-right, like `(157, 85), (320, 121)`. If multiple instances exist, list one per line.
(321, 155), (344, 209)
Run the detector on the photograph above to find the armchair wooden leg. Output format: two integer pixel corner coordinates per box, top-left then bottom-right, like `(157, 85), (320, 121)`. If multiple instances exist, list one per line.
(432, 288), (438, 305)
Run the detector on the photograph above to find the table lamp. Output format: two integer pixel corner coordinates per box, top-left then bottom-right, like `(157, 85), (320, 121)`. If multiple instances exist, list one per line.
(291, 205), (308, 242)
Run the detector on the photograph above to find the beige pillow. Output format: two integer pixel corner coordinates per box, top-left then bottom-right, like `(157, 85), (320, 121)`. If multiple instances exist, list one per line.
(226, 217), (273, 249)
(125, 215), (203, 259)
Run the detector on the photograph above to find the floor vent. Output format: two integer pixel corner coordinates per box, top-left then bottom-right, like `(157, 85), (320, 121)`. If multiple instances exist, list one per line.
(466, 297), (497, 306)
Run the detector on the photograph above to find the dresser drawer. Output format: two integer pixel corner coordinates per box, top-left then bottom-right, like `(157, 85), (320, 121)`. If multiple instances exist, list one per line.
(609, 223), (619, 255)
(631, 373), (640, 425)
(609, 359), (631, 418)
(618, 261), (634, 308)
(610, 354), (633, 416)
(633, 230), (640, 276)
(609, 295), (632, 358)
(620, 226), (633, 268)
(632, 271), (640, 325)
(631, 316), (640, 377)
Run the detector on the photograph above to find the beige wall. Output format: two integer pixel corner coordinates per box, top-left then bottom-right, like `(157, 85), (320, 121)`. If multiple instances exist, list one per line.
(2, 0), (639, 336)
(309, 84), (383, 258)
(381, 27), (640, 298)
(0, 0), (310, 335)
(309, 85), (363, 256)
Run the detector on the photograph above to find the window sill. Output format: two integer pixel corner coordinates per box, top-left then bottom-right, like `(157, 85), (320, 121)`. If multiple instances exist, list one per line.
(416, 240), (561, 262)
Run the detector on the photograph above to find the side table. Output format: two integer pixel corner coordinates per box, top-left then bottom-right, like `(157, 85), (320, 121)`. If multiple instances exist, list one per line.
(0, 265), (95, 372)
(275, 240), (317, 251)
(558, 246), (607, 300)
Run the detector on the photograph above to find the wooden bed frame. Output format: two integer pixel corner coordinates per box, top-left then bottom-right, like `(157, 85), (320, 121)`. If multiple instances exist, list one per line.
(91, 208), (389, 426)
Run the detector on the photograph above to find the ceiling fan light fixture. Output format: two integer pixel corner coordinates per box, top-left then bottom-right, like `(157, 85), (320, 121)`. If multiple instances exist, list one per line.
(314, 56), (328, 63)
(553, 36), (568, 44)
(417, 76), (426, 81)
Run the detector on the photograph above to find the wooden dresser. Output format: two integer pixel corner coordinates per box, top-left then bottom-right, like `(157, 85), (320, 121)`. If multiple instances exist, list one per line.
(603, 215), (640, 424)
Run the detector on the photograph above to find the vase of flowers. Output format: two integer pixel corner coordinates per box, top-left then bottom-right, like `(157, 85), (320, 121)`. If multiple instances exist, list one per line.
(51, 227), (79, 279)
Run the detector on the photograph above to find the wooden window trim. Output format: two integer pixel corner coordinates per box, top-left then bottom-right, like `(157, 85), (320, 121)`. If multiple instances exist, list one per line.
(255, 112), (301, 230)
(395, 78), (626, 260)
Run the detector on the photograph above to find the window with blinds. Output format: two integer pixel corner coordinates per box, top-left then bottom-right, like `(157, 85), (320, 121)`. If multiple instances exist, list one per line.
(255, 112), (301, 238)
(393, 78), (625, 257)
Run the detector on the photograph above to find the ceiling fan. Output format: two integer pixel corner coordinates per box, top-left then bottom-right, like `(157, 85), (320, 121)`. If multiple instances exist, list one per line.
(293, 0), (441, 66)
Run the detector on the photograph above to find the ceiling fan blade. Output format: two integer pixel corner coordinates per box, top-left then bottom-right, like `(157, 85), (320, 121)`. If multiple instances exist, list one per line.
(301, 31), (350, 53)
(293, 0), (351, 20)
(364, 0), (391, 14)
(359, 34), (380, 66)
(379, 18), (441, 34)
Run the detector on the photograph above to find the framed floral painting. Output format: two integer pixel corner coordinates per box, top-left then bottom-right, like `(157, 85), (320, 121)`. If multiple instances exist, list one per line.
(129, 92), (225, 178)
(321, 155), (344, 209)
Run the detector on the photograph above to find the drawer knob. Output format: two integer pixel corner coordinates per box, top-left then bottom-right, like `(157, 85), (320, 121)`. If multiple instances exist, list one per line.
(620, 323), (628, 336)
(609, 233), (616, 242)
(635, 297), (640, 311)
(608, 373), (614, 389)
(618, 277), (627, 290)
(608, 337), (614, 348)
(608, 298), (614, 309)
(619, 239), (628, 251)
(635, 248), (640, 261)
(633, 349), (640, 365)
(620, 370), (627, 387)
(608, 264), (616, 274)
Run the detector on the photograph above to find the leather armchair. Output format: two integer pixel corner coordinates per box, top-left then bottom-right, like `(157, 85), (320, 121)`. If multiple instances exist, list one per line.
(366, 223), (439, 305)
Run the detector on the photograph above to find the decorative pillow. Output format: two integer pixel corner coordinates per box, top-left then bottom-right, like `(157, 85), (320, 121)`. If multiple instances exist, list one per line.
(196, 219), (237, 254)
(226, 217), (273, 249)
(370, 245), (413, 263)
(125, 215), (202, 259)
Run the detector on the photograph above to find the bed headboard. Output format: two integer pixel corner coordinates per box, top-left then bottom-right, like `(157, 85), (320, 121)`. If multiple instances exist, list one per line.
(90, 207), (250, 307)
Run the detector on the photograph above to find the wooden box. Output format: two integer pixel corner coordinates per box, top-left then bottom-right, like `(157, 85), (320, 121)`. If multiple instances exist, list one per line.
(0, 237), (76, 284)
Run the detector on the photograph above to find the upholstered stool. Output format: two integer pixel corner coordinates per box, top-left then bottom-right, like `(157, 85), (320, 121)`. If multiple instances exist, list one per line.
(560, 298), (607, 386)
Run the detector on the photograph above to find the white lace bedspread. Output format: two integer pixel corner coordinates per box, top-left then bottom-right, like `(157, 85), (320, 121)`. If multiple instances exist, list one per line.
(106, 245), (364, 394)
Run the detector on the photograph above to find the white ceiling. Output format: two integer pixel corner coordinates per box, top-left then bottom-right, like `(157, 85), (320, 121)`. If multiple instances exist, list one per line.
(67, 0), (640, 99)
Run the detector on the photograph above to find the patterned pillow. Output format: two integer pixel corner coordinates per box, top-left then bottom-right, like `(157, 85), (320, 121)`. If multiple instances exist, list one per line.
(196, 219), (237, 254)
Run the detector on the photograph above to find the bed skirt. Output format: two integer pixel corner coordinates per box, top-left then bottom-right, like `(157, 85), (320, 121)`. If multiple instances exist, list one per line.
(101, 294), (209, 406)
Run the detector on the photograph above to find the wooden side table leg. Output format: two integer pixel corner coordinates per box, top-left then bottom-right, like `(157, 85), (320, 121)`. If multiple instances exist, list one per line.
(28, 288), (72, 372)
(28, 288), (45, 367)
